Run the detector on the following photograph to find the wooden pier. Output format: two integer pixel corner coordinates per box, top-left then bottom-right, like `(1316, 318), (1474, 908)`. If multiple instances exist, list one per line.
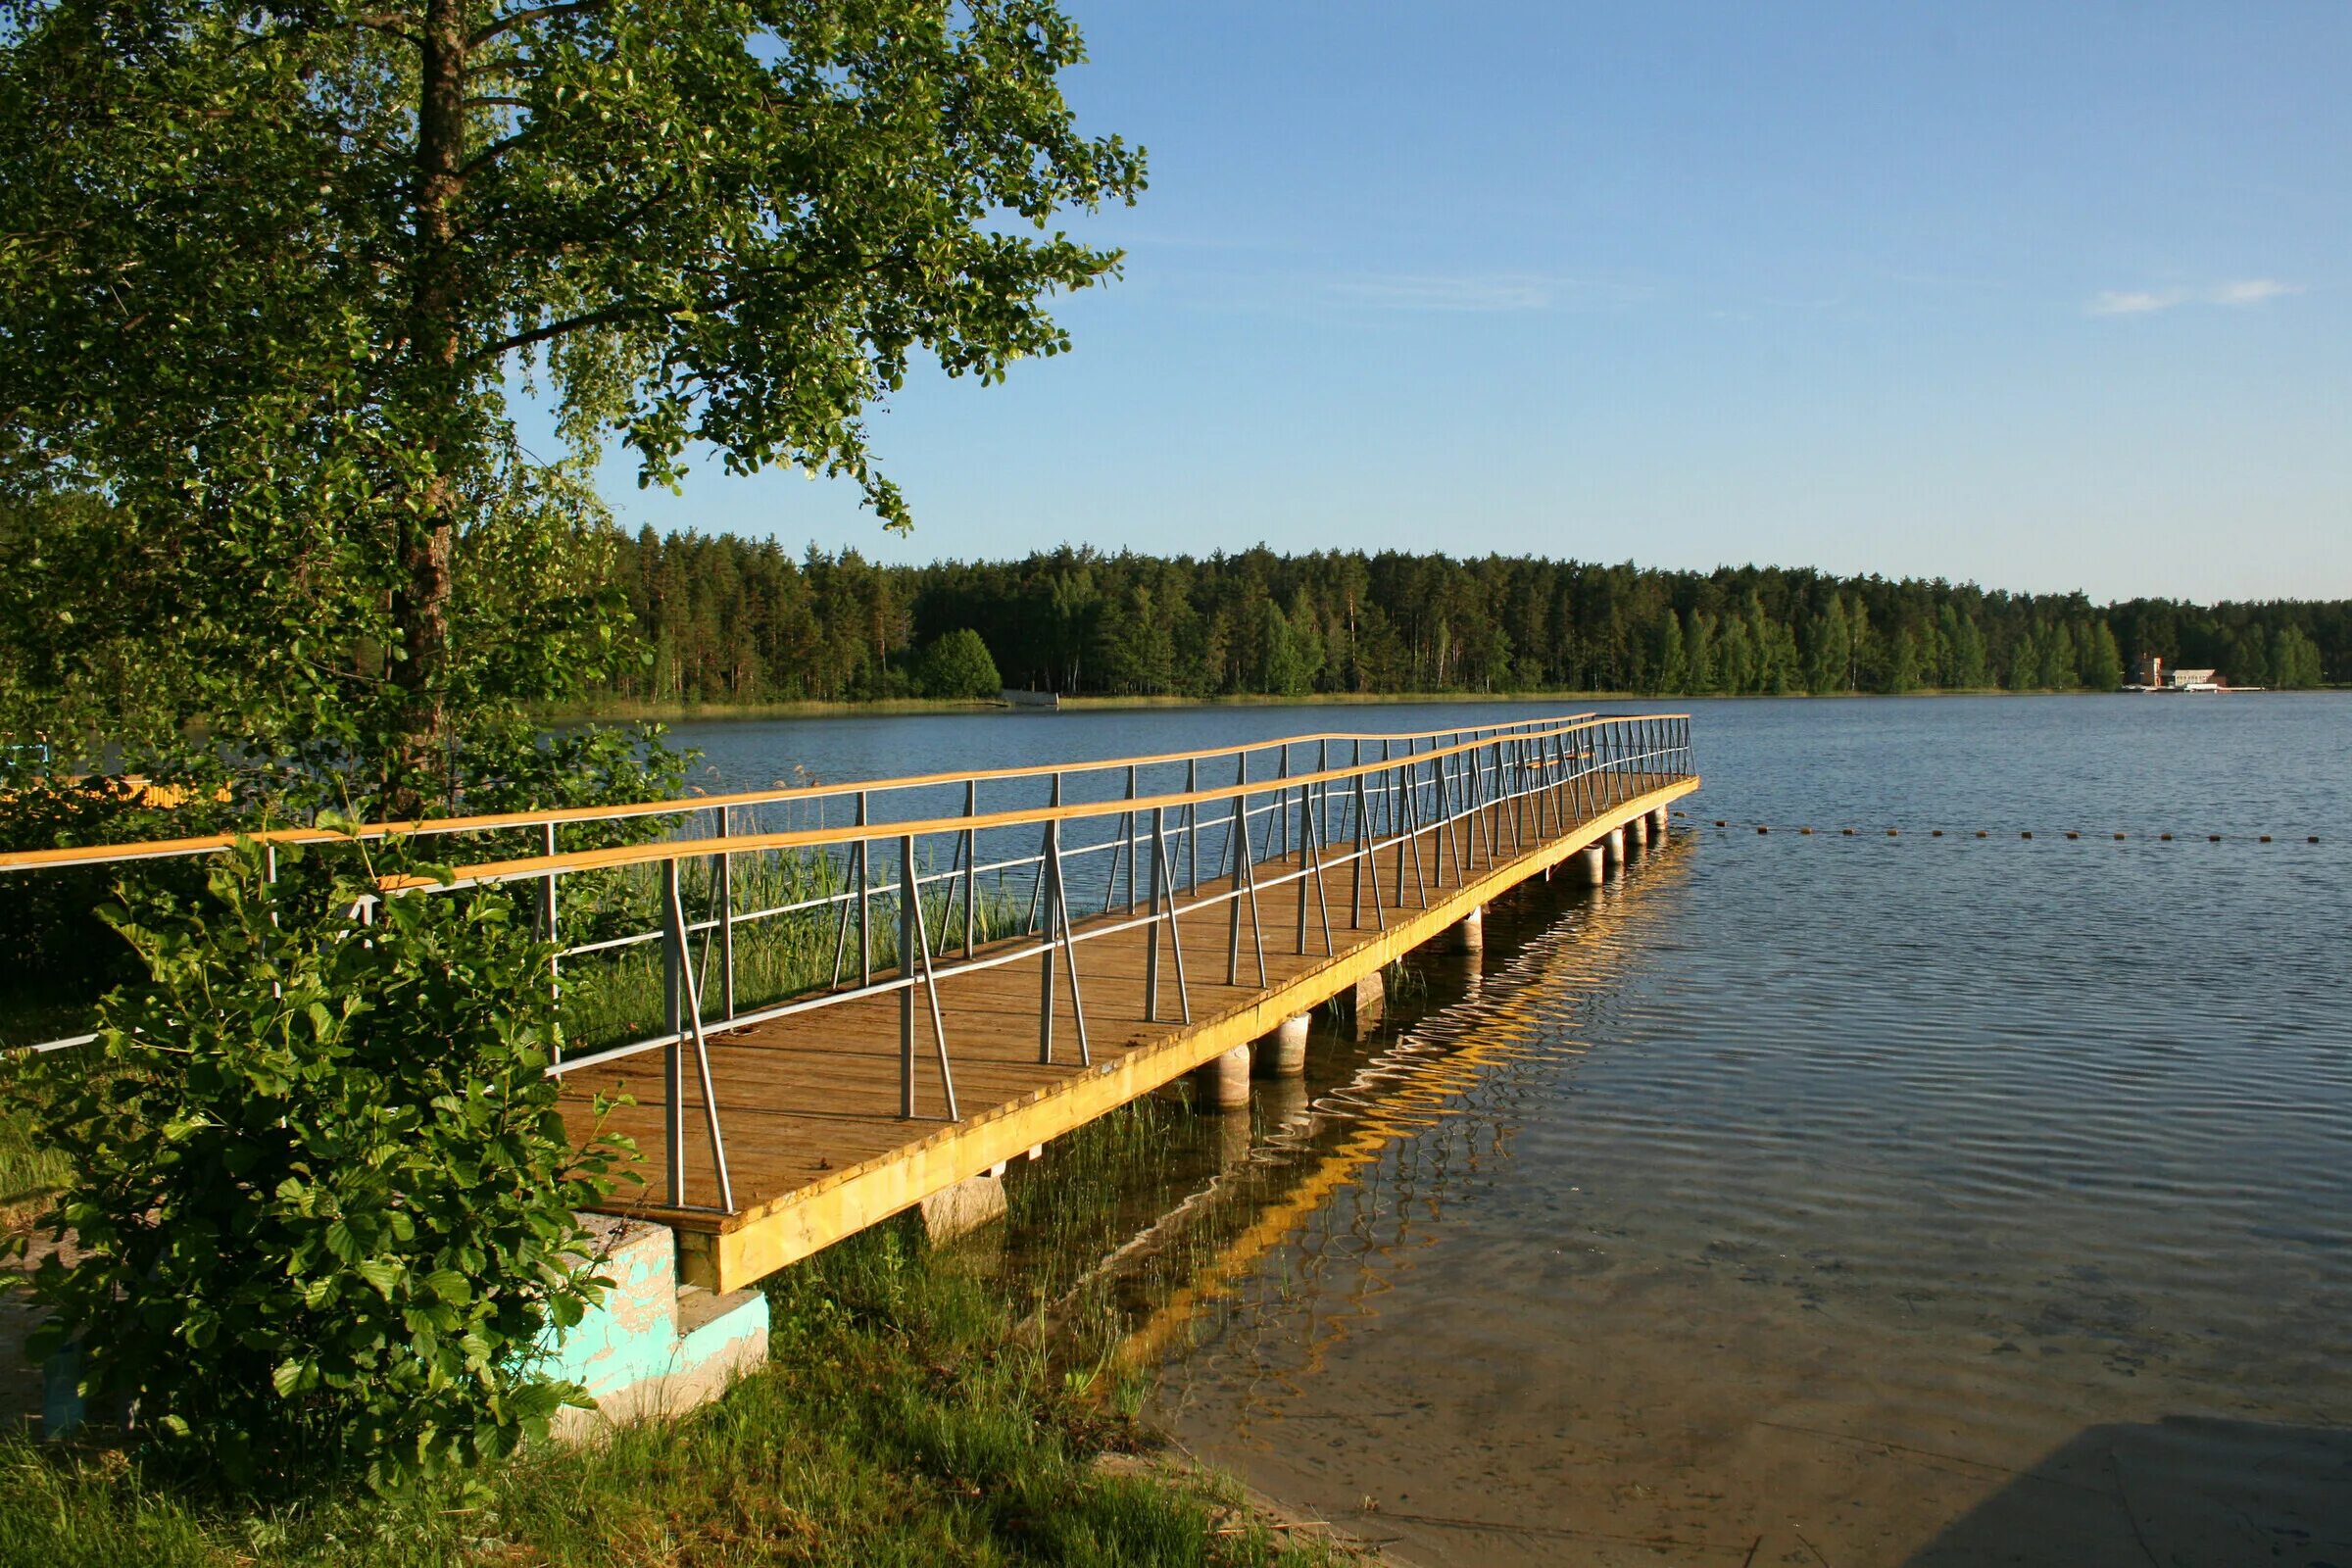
(0, 713), (1698, 1296)
(547, 754), (1696, 1292)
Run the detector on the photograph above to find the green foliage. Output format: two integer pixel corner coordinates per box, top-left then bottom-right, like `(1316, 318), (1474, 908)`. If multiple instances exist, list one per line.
(2270, 624), (2326, 689)
(8, 839), (630, 1493)
(0, 0), (1142, 796)
(602, 536), (2352, 702)
(917, 627), (1005, 701)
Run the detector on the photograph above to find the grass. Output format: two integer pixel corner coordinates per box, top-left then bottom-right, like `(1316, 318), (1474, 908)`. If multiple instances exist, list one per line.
(0, 1053), (73, 1232)
(555, 850), (1029, 1054)
(0, 1176), (1363, 1566)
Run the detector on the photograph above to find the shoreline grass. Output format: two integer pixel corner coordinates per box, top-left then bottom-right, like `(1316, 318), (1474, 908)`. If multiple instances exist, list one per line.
(1, 1146), (1366, 1567)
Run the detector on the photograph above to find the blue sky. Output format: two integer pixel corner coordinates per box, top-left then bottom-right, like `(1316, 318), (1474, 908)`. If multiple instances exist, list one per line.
(573, 1), (2350, 603)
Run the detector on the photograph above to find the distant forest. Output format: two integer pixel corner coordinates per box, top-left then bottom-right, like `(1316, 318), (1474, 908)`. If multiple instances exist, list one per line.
(610, 531), (2345, 704)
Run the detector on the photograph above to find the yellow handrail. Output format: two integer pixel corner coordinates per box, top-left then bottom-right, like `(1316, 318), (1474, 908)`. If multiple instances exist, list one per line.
(384, 714), (1691, 892)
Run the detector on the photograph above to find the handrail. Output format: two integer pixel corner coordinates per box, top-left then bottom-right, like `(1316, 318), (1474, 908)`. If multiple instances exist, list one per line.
(387, 713), (1683, 891)
(0, 711), (1602, 874)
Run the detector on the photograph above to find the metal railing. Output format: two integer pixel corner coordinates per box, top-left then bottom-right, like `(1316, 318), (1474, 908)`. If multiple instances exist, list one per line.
(1, 713), (1695, 1213)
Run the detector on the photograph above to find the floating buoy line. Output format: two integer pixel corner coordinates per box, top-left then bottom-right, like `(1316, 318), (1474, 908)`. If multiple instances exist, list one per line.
(1668, 810), (2319, 845)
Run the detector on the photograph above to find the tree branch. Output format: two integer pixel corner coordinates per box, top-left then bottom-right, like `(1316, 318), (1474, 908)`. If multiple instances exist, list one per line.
(469, 1), (607, 48)
(460, 124), (540, 178)
(472, 301), (675, 363)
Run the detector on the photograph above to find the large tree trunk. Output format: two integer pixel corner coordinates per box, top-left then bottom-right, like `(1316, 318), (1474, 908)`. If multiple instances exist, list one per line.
(389, 0), (470, 816)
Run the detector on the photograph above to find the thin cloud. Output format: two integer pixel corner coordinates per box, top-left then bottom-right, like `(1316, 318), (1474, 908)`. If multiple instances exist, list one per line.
(1317, 272), (1646, 315)
(1330, 272), (1561, 313)
(2087, 278), (2300, 317)
(2209, 277), (2298, 306)
(2089, 288), (2188, 317)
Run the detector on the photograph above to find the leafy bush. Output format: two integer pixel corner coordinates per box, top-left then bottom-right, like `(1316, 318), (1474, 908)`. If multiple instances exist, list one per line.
(916, 628), (1004, 701)
(10, 837), (633, 1492)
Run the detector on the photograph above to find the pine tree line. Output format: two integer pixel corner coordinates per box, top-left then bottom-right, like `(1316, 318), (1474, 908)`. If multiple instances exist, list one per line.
(608, 531), (2345, 703)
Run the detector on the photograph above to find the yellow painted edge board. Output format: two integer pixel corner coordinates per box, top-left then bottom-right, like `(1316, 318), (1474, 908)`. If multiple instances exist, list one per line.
(658, 777), (1697, 1292)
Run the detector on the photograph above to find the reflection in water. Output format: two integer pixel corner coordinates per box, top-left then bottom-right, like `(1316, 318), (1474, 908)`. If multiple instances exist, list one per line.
(1071, 828), (2351, 1567)
(1113, 848), (1690, 1383)
(686, 697), (2352, 1566)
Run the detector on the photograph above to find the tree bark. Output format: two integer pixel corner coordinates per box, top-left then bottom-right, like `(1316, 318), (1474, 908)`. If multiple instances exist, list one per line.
(389, 0), (470, 815)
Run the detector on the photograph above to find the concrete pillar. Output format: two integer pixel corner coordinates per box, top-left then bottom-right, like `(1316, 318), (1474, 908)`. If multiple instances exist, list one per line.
(1650, 806), (1670, 839)
(918, 1169), (1008, 1244)
(544, 1216), (770, 1443)
(1602, 827), (1626, 874)
(1347, 970), (1387, 1039)
(1569, 844), (1605, 886)
(1195, 1044), (1252, 1110)
(1631, 812), (1651, 850)
(1446, 904), (1486, 955)
(1254, 1013), (1310, 1078)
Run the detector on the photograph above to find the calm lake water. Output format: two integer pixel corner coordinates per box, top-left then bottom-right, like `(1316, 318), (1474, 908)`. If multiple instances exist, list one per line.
(676, 696), (2352, 1567)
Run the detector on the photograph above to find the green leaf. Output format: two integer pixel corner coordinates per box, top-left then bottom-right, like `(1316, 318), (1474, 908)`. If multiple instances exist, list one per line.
(355, 1258), (403, 1298)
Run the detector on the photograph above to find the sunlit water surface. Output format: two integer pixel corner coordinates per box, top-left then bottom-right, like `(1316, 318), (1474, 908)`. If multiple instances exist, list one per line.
(677, 696), (2352, 1567)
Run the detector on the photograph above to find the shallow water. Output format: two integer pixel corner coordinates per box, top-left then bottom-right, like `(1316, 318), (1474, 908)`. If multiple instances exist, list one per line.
(679, 695), (2352, 1566)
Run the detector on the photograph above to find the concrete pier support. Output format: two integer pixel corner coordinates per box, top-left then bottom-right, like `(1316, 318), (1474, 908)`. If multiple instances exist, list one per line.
(1569, 843), (1605, 885)
(1602, 826), (1626, 874)
(1255, 1013), (1310, 1078)
(1347, 970), (1387, 1038)
(544, 1216), (768, 1443)
(1446, 905), (1486, 955)
(1195, 1044), (1252, 1110)
(918, 1169), (1009, 1244)
(1650, 806), (1670, 839)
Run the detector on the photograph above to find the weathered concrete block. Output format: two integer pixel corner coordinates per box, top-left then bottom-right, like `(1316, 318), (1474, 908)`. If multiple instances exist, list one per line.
(544, 1214), (767, 1444)
(1570, 844), (1605, 885)
(1602, 827), (1626, 873)
(1445, 905), (1485, 955)
(1346, 971), (1387, 1038)
(1194, 1044), (1251, 1110)
(917, 1169), (1009, 1244)
(1255, 1013), (1309, 1078)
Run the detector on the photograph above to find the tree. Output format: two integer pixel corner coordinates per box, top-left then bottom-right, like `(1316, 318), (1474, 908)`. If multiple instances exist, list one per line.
(1253, 599), (1316, 696)
(1805, 597), (1851, 695)
(1650, 612), (1688, 695)
(1886, 627), (1923, 694)
(915, 627), (1002, 700)
(2271, 624), (2325, 689)
(2079, 620), (2124, 691)
(0, 0), (1143, 807)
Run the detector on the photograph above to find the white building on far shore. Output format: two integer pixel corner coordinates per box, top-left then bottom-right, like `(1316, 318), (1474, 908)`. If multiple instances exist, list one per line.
(2127, 656), (2226, 692)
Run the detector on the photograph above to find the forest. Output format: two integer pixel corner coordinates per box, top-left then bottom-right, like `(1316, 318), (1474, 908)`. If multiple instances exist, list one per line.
(608, 531), (2344, 704)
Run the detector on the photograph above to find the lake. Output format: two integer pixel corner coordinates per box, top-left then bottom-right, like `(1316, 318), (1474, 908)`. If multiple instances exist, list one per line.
(675, 694), (2352, 1567)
